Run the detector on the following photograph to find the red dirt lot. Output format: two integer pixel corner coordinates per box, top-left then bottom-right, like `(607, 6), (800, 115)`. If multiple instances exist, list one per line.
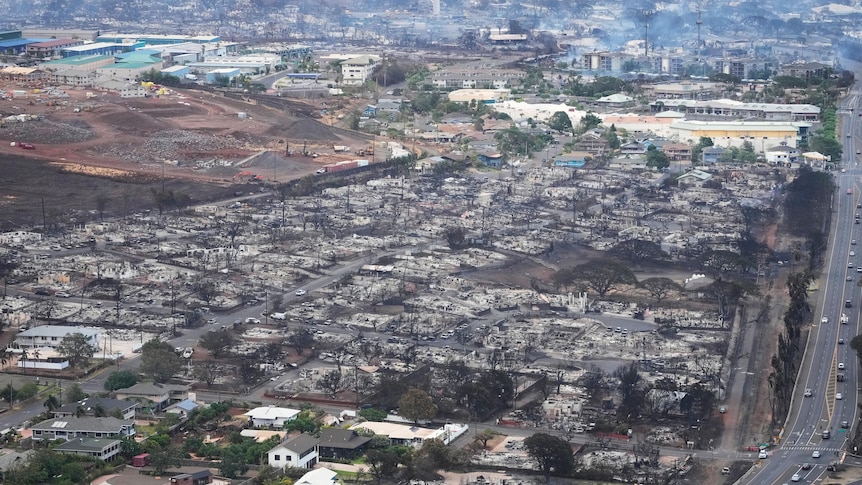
(0, 85), (368, 185)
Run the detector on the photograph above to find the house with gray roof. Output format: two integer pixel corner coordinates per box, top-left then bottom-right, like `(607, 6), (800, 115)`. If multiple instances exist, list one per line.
(0, 449), (34, 479)
(701, 146), (727, 164)
(30, 416), (135, 441)
(114, 382), (188, 413)
(317, 428), (370, 460)
(267, 433), (319, 469)
(53, 397), (135, 420)
(55, 437), (122, 461)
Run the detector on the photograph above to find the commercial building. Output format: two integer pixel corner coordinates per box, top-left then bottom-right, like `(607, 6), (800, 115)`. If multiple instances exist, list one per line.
(205, 68), (241, 84)
(97, 52), (163, 81)
(669, 120), (811, 149)
(0, 67), (43, 82)
(22, 29), (99, 41)
(651, 99), (820, 122)
(44, 54), (116, 73)
(641, 81), (724, 100)
(0, 38), (52, 55)
(447, 89), (511, 104)
(161, 65), (190, 78)
(26, 39), (85, 59)
(432, 69), (525, 89)
(581, 51), (635, 72)
(96, 34), (220, 45)
(61, 42), (132, 58)
(340, 55), (377, 86)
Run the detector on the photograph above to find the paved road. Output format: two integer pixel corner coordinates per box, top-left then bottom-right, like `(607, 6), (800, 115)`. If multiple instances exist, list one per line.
(737, 88), (862, 484)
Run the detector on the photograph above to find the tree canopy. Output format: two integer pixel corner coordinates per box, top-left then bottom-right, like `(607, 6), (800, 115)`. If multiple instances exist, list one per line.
(57, 333), (98, 369)
(199, 331), (237, 358)
(547, 111), (573, 133)
(523, 433), (574, 477)
(397, 388), (438, 423)
(646, 145), (670, 169)
(103, 370), (137, 391)
(140, 339), (182, 382)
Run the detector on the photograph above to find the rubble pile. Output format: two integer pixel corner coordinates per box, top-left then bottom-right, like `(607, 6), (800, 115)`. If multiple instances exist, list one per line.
(0, 118), (95, 143)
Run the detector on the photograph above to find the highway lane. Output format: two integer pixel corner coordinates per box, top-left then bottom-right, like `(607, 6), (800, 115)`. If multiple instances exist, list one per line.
(739, 89), (862, 484)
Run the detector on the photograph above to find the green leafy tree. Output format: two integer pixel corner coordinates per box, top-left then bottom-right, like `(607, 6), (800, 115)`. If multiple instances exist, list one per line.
(199, 331), (237, 358)
(359, 408), (388, 421)
(578, 112), (602, 133)
(149, 446), (181, 475)
(140, 339), (182, 382)
(547, 111), (573, 133)
(494, 126), (551, 158)
(523, 432), (574, 477)
(104, 370), (138, 391)
(646, 145), (670, 169)
(57, 333), (99, 369)
(219, 446), (250, 478)
(691, 136), (714, 164)
(285, 413), (319, 433)
(367, 448), (401, 484)
(397, 388), (438, 423)
(64, 383), (86, 404)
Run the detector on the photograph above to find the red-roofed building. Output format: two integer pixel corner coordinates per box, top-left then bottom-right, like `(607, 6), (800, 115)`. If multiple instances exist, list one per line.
(27, 39), (84, 58)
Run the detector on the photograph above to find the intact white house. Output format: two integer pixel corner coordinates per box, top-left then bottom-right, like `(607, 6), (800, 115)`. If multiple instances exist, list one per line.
(244, 406), (300, 428)
(15, 326), (100, 350)
(267, 433), (319, 469)
(349, 422), (468, 447)
(765, 143), (800, 165)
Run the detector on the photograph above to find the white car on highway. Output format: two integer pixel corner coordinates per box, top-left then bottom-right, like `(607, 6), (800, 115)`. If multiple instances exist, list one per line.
(295, 289), (307, 296)
(812, 450), (821, 458)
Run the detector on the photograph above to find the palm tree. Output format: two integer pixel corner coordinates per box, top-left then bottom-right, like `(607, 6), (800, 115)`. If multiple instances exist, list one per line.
(19, 349), (28, 374)
(44, 395), (60, 413)
(74, 405), (85, 418)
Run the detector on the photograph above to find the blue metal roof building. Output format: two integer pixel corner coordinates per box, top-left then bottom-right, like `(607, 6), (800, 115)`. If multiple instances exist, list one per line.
(0, 38), (52, 55)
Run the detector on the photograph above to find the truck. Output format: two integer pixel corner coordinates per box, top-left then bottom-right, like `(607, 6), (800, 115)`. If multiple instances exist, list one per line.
(319, 159), (370, 173)
(270, 312), (287, 320)
(333, 145), (350, 153)
(841, 313), (849, 324)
